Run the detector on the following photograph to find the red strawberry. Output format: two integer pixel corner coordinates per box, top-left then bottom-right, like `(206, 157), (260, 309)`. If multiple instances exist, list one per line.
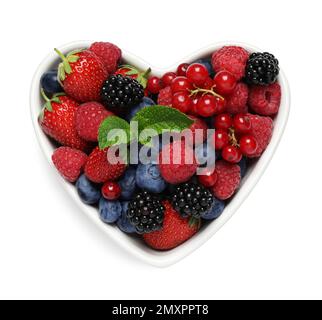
(114, 64), (151, 88)
(248, 83), (281, 116)
(211, 160), (241, 200)
(52, 147), (88, 183)
(159, 140), (197, 184)
(75, 102), (114, 142)
(55, 48), (108, 102)
(157, 86), (172, 106)
(84, 147), (126, 183)
(143, 201), (200, 250)
(225, 82), (249, 114)
(247, 113), (273, 158)
(89, 42), (122, 74)
(39, 91), (88, 151)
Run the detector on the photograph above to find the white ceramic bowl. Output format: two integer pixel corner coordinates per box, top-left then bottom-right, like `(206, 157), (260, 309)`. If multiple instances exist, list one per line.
(30, 41), (290, 267)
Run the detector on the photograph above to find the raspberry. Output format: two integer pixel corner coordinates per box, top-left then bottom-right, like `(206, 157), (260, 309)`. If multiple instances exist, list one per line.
(248, 83), (281, 116)
(52, 147), (88, 183)
(247, 114), (273, 158)
(211, 160), (241, 200)
(157, 86), (172, 106)
(212, 46), (249, 81)
(89, 42), (121, 74)
(75, 102), (114, 142)
(85, 147), (126, 183)
(225, 82), (249, 114)
(158, 140), (197, 184)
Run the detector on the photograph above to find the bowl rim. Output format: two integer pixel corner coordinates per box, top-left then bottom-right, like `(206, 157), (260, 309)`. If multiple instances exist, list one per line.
(30, 41), (290, 267)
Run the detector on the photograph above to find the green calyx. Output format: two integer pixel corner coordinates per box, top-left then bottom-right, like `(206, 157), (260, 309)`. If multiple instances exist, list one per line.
(188, 217), (201, 229)
(119, 64), (151, 88)
(40, 88), (65, 112)
(54, 48), (83, 82)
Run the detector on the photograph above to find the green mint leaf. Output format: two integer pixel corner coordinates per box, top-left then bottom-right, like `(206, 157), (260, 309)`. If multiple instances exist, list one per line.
(98, 116), (131, 150)
(131, 105), (194, 144)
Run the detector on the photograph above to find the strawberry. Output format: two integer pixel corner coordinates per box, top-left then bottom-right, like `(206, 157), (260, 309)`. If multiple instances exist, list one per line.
(52, 147), (88, 183)
(39, 90), (88, 151)
(84, 147), (126, 183)
(143, 201), (200, 250)
(89, 42), (122, 74)
(211, 160), (241, 200)
(114, 65), (151, 88)
(75, 102), (114, 142)
(55, 48), (108, 102)
(247, 113), (274, 158)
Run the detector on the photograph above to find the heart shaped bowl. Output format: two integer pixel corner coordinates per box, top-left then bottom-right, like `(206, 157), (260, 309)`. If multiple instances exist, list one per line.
(30, 41), (290, 267)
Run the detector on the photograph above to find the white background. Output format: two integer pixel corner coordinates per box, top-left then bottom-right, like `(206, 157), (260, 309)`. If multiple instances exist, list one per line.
(0, 0), (321, 300)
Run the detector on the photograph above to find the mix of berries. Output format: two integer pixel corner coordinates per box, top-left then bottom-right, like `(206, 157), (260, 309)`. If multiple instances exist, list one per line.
(39, 42), (281, 251)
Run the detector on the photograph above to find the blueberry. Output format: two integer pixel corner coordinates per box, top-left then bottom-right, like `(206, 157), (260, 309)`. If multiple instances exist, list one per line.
(201, 198), (225, 220)
(76, 174), (101, 205)
(136, 163), (167, 193)
(238, 157), (248, 178)
(117, 201), (136, 233)
(118, 167), (137, 200)
(99, 198), (122, 223)
(126, 97), (155, 121)
(40, 70), (63, 94)
(194, 58), (214, 77)
(195, 142), (216, 167)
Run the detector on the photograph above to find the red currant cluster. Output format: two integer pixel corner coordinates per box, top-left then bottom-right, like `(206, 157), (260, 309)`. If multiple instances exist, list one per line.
(147, 62), (238, 117)
(146, 62), (259, 165)
(213, 113), (258, 163)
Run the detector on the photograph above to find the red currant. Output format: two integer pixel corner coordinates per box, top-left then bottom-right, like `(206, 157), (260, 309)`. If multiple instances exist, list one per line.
(213, 96), (226, 115)
(186, 63), (209, 86)
(212, 129), (229, 150)
(213, 70), (237, 95)
(161, 72), (176, 87)
(147, 76), (162, 94)
(190, 96), (200, 115)
(222, 145), (242, 163)
(171, 76), (193, 93)
(176, 63), (189, 76)
(239, 135), (258, 156)
(233, 114), (252, 133)
(101, 181), (121, 200)
(172, 91), (192, 113)
(203, 77), (214, 89)
(197, 95), (218, 117)
(198, 168), (218, 187)
(214, 113), (232, 130)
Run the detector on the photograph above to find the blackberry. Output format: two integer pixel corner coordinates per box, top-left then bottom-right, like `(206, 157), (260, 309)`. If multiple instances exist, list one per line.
(171, 182), (213, 219)
(101, 74), (144, 111)
(126, 191), (165, 234)
(245, 52), (279, 85)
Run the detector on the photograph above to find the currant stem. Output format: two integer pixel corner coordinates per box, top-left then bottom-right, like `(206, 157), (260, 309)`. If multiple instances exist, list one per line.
(228, 128), (239, 147)
(189, 87), (225, 100)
